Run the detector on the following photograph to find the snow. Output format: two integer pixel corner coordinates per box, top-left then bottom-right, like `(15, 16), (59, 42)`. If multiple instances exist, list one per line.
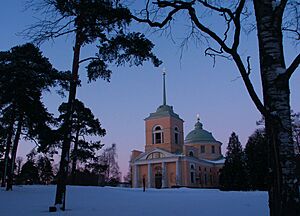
(0, 185), (269, 216)
(202, 158), (226, 164)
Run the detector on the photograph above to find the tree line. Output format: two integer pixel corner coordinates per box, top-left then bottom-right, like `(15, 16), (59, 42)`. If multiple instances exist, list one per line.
(1, 0), (300, 215)
(220, 113), (300, 191)
(1, 0), (160, 211)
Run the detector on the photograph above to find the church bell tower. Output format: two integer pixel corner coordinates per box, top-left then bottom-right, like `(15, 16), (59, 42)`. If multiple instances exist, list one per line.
(144, 69), (184, 153)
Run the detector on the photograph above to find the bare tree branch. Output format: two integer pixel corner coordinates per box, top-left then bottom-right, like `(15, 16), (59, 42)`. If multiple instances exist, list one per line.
(133, 0), (267, 116)
(285, 53), (300, 79)
(79, 57), (99, 64)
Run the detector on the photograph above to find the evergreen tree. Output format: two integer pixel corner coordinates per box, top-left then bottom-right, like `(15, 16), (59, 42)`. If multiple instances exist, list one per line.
(37, 155), (54, 185)
(219, 132), (248, 191)
(0, 43), (69, 190)
(19, 154), (39, 185)
(25, 0), (161, 209)
(133, 1), (300, 214)
(244, 129), (268, 190)
(57, 99), (106, 184)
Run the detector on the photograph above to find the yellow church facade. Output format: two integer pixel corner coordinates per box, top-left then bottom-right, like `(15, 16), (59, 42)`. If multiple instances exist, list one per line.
(130, 72), (224, 188)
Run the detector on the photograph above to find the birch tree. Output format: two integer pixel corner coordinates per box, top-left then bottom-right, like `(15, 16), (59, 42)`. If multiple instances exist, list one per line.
(132, 1), (300, 215)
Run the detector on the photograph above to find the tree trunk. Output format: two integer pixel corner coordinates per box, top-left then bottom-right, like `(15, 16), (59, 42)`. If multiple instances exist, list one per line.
(1, 111), (15, 187)
(71, 128), (80, 185)
(6, 116), (23, 191)
(54, 31), (82, 210)
(253, 1), (300, 215)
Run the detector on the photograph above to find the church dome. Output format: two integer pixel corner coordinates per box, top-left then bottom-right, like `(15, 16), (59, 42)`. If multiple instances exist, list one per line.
(184, 118), (218, 144)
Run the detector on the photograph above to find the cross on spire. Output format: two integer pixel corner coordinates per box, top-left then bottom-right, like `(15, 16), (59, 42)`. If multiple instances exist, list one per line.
(196, 114), (200, 122)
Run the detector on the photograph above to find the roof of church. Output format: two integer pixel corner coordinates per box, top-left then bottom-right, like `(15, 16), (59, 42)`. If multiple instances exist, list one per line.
(145, 104), (183, 121)
(184, 118), (220, 144)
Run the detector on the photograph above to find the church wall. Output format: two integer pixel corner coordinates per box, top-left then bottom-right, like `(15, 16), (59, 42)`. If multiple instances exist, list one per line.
(181, 160), (189, 186)
(166, 162), (176, 187)
(179, 158), (223, 188)
(185, 143), (222, 160)
(145, 117), (171, 152)
(145, 117), (183, 153)
(131, 150), (143, 161)
(170, 117), (184, 153)
(138, 164), (148, 187)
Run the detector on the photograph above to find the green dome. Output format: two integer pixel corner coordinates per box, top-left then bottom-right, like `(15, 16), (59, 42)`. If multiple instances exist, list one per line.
(145, 105), (183, 121)
(185, 120), (218, 144)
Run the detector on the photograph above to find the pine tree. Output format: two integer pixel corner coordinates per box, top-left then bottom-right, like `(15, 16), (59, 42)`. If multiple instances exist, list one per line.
(244, 129), (268, 190)
(0, 43), (69, 190)
(24, 1), (161, 209)
(37, 155), (54, 185)
(57, 99), (106, 184)
(219, 132), (248, 191)
(19, 153), (39, 185)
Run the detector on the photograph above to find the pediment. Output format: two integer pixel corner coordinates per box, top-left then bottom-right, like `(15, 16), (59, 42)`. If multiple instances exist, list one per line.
(135, 148), (177, 161)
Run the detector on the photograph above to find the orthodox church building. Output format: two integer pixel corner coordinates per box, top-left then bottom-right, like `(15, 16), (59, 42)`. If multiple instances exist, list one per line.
(130, 72), (225, 188)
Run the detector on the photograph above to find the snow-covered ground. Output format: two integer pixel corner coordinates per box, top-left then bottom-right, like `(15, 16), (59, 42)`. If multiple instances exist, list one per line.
(0, 185), (269, 216)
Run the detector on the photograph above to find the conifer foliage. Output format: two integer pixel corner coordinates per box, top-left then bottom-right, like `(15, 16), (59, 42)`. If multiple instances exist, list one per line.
(219, 132), (247, 190)
(57, 99), (106, 184)
(0, 43), (69, 190)
(25, 0), (161, 209)
(36, 155), (54, 185)
(244, 129), (268, 190)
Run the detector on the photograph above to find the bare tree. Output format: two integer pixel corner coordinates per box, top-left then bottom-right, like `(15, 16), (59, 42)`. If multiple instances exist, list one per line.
(98, 143), (121, 184)
(132, 1), (300, 216)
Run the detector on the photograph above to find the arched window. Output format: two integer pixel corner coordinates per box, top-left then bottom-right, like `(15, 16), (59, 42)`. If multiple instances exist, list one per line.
(146, 152), (165, 159)
(189, 151), (194, 157)
(174, 127), (179, 144)
(152, 126), (164, 144)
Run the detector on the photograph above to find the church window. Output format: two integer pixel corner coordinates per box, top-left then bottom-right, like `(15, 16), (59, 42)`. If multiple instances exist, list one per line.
(152, 126), (164, 144)
(174, 127), (179, 144)
(190, 172), (195, 183)
(210, 175), (213, 185)
(189, 151), (194, 157)
(212, 145), (215, 154)
(146, 152), (165, 159)
(204, 174), (208, 185)
(201, 145), (205, 153)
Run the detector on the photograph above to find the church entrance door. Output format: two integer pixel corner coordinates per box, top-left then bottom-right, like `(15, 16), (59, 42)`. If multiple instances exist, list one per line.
(155, 173), (162, 189)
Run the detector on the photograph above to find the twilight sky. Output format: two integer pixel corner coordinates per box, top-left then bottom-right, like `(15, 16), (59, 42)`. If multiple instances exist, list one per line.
(1, 0), (299, 178)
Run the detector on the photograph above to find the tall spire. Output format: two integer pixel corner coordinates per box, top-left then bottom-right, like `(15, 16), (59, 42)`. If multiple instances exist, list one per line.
(162, 67), (167, 105)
